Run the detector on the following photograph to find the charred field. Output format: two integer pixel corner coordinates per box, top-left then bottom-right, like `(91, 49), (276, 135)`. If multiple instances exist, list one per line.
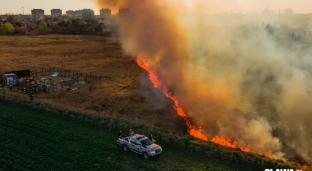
(0, 35), (310, 170)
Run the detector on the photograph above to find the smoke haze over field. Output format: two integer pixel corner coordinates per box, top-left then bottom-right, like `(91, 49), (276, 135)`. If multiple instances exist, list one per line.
(93, 0), (312, 14)
(93, 0), (312, 163)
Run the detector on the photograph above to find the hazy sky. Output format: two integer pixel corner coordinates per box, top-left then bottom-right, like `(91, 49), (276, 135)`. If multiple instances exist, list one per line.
(181, 0), (312, 13)
(0, 0), (99, 15)
(0, 0), (311, 15)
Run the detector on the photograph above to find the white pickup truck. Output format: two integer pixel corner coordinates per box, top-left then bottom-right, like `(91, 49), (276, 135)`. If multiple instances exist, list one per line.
(117, 134), (162, 159)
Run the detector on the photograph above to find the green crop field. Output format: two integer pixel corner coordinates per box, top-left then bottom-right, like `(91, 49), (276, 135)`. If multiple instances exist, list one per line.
(0, 100), (256, 171)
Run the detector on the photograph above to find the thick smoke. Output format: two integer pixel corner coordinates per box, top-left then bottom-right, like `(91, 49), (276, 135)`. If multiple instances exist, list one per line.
(181, 13), (312, 161)
(93, 0), (312, 163)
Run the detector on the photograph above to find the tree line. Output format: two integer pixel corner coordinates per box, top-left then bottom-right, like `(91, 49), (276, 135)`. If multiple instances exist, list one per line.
(0, 15), (119, 36)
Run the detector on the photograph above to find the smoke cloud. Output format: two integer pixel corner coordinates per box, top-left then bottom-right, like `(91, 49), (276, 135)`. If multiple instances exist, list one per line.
(93, 0), (312, 163)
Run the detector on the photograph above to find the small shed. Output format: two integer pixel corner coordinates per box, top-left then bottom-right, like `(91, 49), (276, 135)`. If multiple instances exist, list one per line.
(3, 73), (18, 86)
(5, 69), (30, 78)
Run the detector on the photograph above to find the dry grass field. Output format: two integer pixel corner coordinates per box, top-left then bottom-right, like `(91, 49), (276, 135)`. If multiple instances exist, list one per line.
(1, 35), (310, 170)
(0, 35), (186, 133)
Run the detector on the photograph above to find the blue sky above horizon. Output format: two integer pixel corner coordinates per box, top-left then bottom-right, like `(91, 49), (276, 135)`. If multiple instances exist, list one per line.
(0, 0), (311, 15)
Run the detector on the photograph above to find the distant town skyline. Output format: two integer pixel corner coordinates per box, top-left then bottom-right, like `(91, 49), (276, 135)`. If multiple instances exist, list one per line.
(0, 0), (311, 15)
(0, 0), (99, 15)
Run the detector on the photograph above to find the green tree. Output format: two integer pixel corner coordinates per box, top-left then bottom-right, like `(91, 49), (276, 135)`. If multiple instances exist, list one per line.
(83, 13), (95, 20)
(265, 24), (274, 35)
(36, 21), (48, 34)
(4, 14), (15, 23)
(40, 21), (48, 30)
(0, 22), (14, 34)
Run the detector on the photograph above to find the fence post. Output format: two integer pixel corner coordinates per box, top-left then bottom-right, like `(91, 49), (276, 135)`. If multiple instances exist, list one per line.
(76, 73), (79, 86)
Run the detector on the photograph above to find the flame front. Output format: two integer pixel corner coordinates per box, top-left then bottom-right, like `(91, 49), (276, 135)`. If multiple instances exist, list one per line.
(136, 54), (251, 152)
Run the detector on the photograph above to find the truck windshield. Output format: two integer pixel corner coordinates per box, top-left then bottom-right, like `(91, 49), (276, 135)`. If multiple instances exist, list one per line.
(141, 138), (153, 146)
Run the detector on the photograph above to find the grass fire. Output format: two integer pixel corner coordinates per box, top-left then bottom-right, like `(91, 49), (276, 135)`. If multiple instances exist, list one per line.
(1, 0), (312, 170)
(136, 54), (253, 152)
(94, 0), (312, 164)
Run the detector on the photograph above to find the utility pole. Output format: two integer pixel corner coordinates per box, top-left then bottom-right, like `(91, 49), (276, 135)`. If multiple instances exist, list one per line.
(22, 6), (24, 16)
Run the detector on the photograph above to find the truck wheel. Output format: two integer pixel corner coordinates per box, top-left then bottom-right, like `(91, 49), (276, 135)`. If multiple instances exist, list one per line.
(123, 145), (129, 152)
(143, 152), (149, 159)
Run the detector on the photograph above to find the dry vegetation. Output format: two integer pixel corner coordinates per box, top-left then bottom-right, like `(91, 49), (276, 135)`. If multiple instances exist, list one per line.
(1, 35), (310, 169)
(0, 35), (186, 133)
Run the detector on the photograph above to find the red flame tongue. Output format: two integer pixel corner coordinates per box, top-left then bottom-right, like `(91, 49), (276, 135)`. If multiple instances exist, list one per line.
(136, 54), (250, 152)
(162, 86), (209, 141)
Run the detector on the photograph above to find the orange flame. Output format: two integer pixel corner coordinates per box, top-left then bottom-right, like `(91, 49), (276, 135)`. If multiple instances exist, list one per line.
(136, 54), (251, 152)
(136, 54), (312, 168)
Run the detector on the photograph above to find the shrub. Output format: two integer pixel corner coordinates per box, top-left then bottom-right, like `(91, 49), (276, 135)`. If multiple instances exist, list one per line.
(0, 22), (14, 34)
(15, 26), (27, 34)
(34, 21), (49, 35)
